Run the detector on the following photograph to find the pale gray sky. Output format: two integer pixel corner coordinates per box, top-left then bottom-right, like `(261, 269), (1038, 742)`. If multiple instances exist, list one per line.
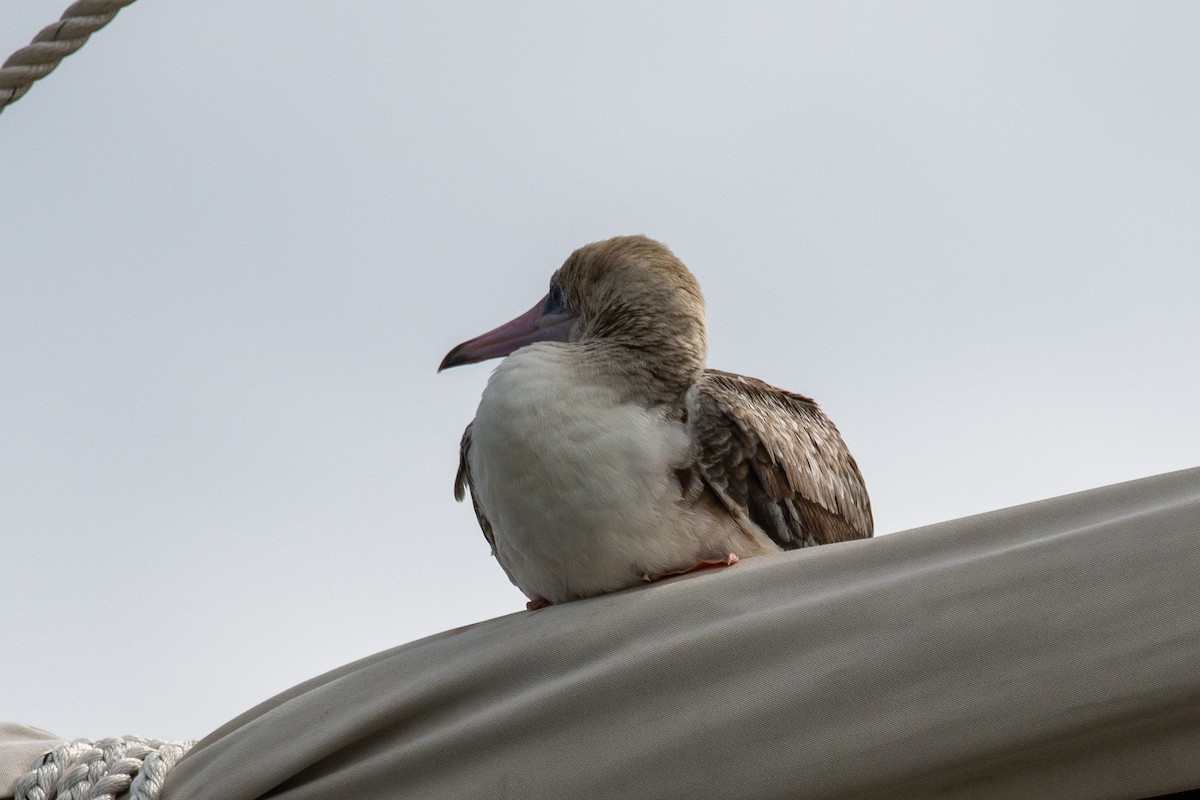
(2, 2), (1197, 742)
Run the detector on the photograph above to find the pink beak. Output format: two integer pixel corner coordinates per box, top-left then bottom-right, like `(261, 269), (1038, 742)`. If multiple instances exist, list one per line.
(438, 294), (576, 371)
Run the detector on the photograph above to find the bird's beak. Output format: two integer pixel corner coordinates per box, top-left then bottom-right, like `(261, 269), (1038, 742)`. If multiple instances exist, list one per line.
(439, 294), (576, 371)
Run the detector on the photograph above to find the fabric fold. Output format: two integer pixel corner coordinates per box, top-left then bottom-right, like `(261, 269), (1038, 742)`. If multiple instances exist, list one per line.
(147, 466), (1200, 798)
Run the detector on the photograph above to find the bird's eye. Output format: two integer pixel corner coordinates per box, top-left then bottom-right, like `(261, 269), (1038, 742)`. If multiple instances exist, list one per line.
(544, 284), (566, 314)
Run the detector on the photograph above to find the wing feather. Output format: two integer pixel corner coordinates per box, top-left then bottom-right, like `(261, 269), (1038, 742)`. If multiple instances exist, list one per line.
(687, 369), (873, 548)
(454, 422), (497, 553)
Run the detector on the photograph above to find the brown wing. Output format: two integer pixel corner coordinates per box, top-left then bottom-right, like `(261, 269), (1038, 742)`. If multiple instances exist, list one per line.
(454, 422), (497, 554)
(686, 369), (873, 549)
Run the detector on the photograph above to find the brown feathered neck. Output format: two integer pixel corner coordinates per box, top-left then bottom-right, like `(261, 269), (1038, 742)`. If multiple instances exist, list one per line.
(554, 235), (708, 406)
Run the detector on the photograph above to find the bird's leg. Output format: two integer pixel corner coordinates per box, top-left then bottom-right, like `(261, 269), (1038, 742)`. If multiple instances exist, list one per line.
(645, 552), (740, 582)
(526, 597), (553, 611)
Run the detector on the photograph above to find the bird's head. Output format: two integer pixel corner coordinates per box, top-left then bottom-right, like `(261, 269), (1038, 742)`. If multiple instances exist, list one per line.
(439, 236), (707, 390)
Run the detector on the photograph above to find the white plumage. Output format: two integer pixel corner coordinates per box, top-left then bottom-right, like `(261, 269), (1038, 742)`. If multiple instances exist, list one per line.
(469, 343), (774, 604)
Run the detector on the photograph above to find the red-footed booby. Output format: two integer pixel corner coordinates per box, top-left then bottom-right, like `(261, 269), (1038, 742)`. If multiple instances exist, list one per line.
(440, 235), (872, 609)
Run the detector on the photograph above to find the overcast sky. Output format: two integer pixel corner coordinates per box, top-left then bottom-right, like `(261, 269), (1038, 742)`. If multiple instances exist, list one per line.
(2, 2), (1197, 742)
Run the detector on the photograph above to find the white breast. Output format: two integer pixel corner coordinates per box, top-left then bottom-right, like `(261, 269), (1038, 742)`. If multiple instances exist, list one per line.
(468, 344), (761, 603)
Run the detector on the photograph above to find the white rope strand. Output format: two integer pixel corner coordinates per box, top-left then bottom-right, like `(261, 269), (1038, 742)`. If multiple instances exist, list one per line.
(0, 0), (138, 114)
(11, 736), (196, 800)
(128, 740), (193, 800)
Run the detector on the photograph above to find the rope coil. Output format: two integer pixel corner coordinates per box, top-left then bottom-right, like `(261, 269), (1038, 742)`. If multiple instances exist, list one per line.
(11, 736), (195, 800)
(0, 0), (138, 114)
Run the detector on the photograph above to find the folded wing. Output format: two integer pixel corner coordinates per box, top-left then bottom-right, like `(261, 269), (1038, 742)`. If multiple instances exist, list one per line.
(686, 369), (873, 548)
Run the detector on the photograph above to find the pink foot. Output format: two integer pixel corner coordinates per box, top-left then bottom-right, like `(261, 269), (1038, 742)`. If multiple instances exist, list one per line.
(526, 597), (553, 611)
(646, 552), (740, 582)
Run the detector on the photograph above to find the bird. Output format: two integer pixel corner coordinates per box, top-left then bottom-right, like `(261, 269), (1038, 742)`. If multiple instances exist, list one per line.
(439, 235), (872, 609)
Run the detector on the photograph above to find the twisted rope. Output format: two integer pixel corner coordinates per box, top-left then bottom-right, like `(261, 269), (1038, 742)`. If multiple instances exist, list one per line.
(0, 0), (138, 115)
(11, 736), (195, 800)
